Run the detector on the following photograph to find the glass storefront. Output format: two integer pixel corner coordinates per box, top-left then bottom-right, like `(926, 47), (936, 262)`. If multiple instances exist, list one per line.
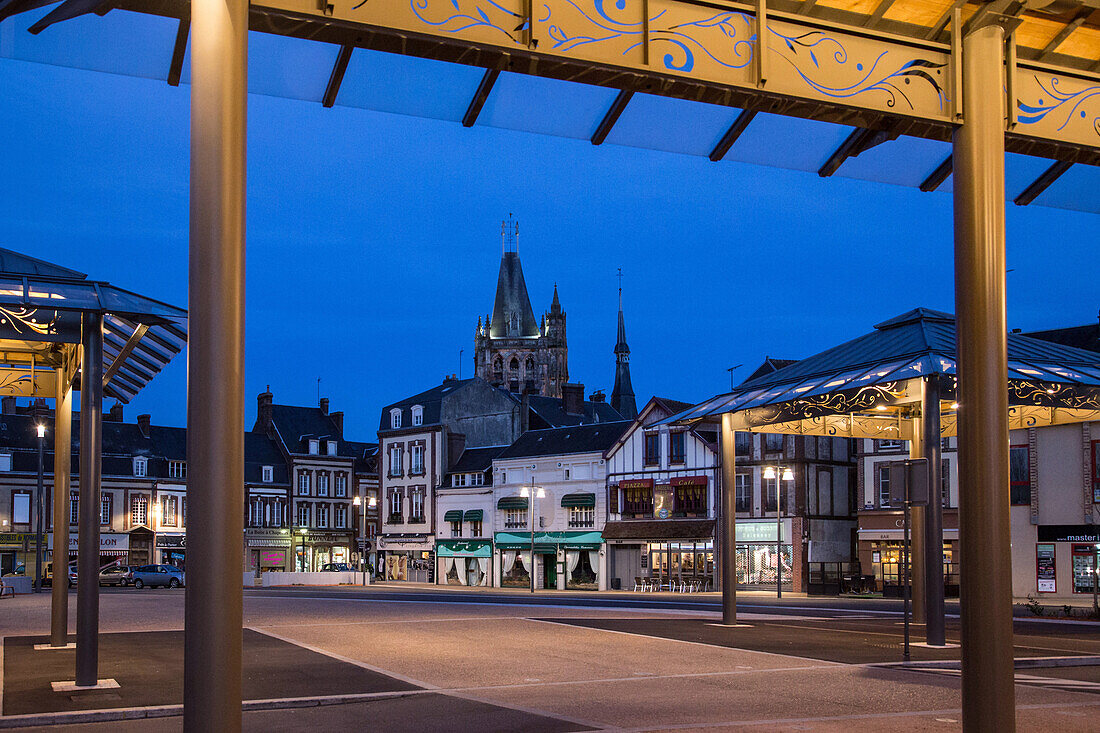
(869, 541), (955, 590)
(735, 543), (792, 587)
(1072, 544), (1100, 594)
(645, 542), (714, 585)
(501, 550), (531, 587)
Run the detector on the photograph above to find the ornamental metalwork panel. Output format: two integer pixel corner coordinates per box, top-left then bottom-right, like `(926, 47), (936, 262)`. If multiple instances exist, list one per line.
(1015, 66), (1100, 150)
(0, 367), (56, 397)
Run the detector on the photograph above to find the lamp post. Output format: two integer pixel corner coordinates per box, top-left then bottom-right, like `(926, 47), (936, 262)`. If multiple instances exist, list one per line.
(520, 485), (544, 593)
(34, 423), (46, 593)
(762, 465), (794, 598)
(299, 527), (309, 572)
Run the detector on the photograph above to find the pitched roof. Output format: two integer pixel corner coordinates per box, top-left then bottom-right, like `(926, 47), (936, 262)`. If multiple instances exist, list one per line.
(446, 445), (507, 474)
(378, 378), (477, 431)
(497, 421), (631, 459)
(526, 394), (624, 428)
(743, 357), (800, 384)
(489, 252), (540, 339)
(244, 432), (289, 485)
(268, 403), (343, 452)
(1024, 318), (1100, 355)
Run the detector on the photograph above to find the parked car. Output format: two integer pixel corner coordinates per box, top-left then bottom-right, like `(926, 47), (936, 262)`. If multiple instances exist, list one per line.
(319, 563), (353, 572)
(99, 565), (135, 587)
(43, 565), (77, 587)
(131, 564), (185, 589)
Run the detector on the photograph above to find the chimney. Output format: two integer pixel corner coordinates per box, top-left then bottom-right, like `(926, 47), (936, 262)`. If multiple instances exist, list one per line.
(561, 383), (584, 416)
(137, 414), (152, 438)
(330, 410), (344, 436)
(107, 402), (124, 422)
(319, 397), (329, 415)
(257, 386), (273, 432)
(1, 397), (14, 414)
(589, 389), (606, 403)
(446, 432), (467, 470)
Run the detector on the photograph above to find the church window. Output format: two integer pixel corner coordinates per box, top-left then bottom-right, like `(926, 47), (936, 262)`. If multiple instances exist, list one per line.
(509, 357), (519, 372)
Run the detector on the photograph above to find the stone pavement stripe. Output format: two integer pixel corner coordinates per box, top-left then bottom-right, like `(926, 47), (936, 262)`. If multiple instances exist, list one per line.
(871, 655), (1100, 670)
(525, 618), (849, 667)
(246, 593), (727, 616)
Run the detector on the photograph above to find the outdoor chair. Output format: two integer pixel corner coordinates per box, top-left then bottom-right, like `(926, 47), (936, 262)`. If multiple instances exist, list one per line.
(633, 576), (645, 592)
(0, 579), (12, 598)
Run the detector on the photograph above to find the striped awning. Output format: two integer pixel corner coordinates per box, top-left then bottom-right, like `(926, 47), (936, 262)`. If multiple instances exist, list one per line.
(443, 510), (463, 523)
(463, 509), (483, 522)
(561, 493), (595, 508)
(497, 496), (528, 510)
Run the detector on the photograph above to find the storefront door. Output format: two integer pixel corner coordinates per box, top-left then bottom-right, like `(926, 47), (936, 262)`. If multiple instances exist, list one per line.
(543, 554), (557, 589)
(1073, 544), (1100, 594)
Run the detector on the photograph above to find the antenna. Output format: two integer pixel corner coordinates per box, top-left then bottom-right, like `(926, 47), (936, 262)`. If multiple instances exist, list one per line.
(459, 348), (464, 379)
(316, 377), (321, 405)
(727, 364), (743, 390)
(616, 267), (623, 307)
(502, 213), (518, 254)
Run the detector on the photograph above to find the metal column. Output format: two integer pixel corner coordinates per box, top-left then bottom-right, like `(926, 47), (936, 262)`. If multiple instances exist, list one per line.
(908, 415), (926, 626)
(184, 0), (247, 726)
(719, 413), (738, 624)
(923, 376), (946, 646)
(76, 313), (103, 687)
(953, 20), (1015, 732)
(51, 366), (73, 646)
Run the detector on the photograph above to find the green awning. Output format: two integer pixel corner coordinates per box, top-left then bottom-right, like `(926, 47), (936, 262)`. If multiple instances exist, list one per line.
(463, 509), (483, 522)
(494, 530), (603, 550)
(497, 496), (528, 510)
(561, 492), (595, 508)
(436, 539), (492, 557)
(443, 510), (463, 523)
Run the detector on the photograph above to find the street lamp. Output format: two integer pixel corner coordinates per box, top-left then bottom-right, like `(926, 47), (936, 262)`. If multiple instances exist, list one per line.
(762, 465), (794, 598)
(34, 423), (46, 593)
(520, 485), (545, 594)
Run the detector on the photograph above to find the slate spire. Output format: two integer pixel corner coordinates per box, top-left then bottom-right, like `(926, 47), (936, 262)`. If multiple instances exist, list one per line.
(489, 215), (539, 339)
(610, 269), (637, 419)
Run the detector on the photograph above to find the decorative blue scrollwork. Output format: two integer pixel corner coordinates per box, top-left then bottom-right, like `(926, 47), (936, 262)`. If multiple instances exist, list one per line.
(411, 0), (523, 42)
(1017, 75), (1100, 140)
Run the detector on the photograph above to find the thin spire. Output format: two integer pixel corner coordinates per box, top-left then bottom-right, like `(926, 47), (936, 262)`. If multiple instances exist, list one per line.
(611, 267), (636, 419)
(501, 213), (518, 254)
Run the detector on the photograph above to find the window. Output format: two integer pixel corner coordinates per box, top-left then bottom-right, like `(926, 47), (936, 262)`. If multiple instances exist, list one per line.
(131, 496), (148, 526)
(335, 504), (347, 528)
(388, 491), (402, 521)
(500, 471), (507, 485)
(388, 445), (403, 477)
(471, 520), (483, 537)
(452, 473), (466, 487)
(644, 433), (660, 466)
(12, 490), (30, 524)
(765, 433), (783, 452)
(674, 486), (705, 515)
(70, 491), (79, 525)
(669, 432), (686, 464)
(410, 491), (424, 522)
(563, 467), (571, 480)
(568, 505), (594, 528)
(317, 504), (330, 528)
(411, 444), (424, 475)
(101, 494), (111, 526)
(162, 495), (178, 527)
(0, 453), (12, 471)
(735, 473), (751, 513)
(504, 508), (527, 528)
(622, 486), (653, 515)
(411, 405), (423, 426)
(309, 439), (319, 455)
(133, 457), (147, 477)
(297, 502), (310, 527)
(763, 477), (779, 513)
(168, 460), (187, 479)
(262, 465), (273, 483)
(734, 432), (751, 456)
(390, 408), (402, 429)
(298, 472), (311, 496)
(450, 520), (462, 537)
(326, 440), (337, 456)
(1010, 445), (1030, 505)
(334, 474), (347, 497)
(317, 472), (330, 497)
(877, 465), (892, 508)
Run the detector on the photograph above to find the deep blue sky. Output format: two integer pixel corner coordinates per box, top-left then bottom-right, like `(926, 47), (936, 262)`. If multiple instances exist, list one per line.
(0, 50), (1097, 441)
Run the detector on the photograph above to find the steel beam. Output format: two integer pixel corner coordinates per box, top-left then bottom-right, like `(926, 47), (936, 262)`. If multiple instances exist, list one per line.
(76, 313), (102, 687)
(818, 126), (898, 177)
(103, 323), (148, 388)
(719, 413), (738, 624)
(920, 155), (953, 192)
(322, 44), (353, 108)
(953, 21), (1015, 733)
(863, 0), (896, 28)
(923, 376), (946, 646)
(185, 0), (247, 726)
(168, 18), (190, 87)
(591, 90), (632, 145)
(462, 67), (500, 127)
(50, 364), (72, 647)
(709, 110), (757, 162)
(1013, 160), (1072, 206)
(926, 0), (966, 41)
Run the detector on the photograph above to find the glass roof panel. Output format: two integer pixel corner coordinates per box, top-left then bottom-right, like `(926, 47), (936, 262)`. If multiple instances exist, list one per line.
(231, 32), (338, 102)
(1004, 152), (1062, 202)
(604, 93), (742, 157)
(722, 113), (855, 173)
(0, 8), (177, 81)
(837, 134), (953, 188)
(336, 48), (484, 122)
(1032, 162), (1100, 214)
(478, 72), (618, 140)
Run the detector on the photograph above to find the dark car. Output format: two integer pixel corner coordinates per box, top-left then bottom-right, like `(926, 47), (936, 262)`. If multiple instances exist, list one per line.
(319, 563), (353, 572)
(131, 564), (185, 589)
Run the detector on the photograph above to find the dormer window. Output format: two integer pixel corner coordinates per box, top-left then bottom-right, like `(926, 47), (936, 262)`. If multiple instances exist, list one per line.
(133, 457), (148, 478)
(411, 405), (423, 427)
(327, 440), (337, 456)
(309, 439), (319, 455)
(391, 408), (402, 429)
(262, 465), (273, 483)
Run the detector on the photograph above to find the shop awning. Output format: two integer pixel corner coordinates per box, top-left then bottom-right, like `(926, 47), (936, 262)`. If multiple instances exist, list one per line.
(463, 509), (483, 523)
(436, 539), (492, 557)
(602, 519), (715, 541)
(561, 493), (595, 508)
(497, 496), (528, 510)
(494, 530), (602, 550)
(443, 510), (463, 523)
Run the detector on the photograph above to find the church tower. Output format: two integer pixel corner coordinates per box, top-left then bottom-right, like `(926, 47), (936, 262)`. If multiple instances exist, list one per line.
(610, 270), (637, 419)
(474, 216), (568, 397)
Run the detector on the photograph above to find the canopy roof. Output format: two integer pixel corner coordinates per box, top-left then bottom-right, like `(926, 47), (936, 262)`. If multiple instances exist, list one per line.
(0, 249), (187, 403)
(662, 308), (1100, 437)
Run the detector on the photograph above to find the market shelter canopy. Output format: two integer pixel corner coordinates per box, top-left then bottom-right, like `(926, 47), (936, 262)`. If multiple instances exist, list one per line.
(1, 0), (1099, 212)
(660, 308), (1100, 439)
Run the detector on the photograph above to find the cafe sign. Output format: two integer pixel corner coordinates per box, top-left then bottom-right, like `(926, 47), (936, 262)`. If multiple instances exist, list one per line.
(618, 479), (653, 490)
(47, 532), (129, 552)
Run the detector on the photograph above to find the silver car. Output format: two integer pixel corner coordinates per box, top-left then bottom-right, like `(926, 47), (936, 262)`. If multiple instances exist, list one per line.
(131, 564), (185, 589)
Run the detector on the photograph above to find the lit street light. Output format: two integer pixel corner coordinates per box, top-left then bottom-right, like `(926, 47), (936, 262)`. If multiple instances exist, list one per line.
(34, 422), (46, 593)
(520, 485), (545, 594)
(762, 465), (794, 598)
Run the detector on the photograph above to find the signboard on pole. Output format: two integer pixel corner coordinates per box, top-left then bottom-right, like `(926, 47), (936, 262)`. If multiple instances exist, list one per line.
(1036, 543), (1056, 593)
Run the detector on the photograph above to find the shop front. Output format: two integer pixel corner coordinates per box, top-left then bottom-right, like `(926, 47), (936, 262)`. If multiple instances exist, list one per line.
(295, 530), (354, 572)
(734, 519), (793, 589)
(245, 528), (293, 574)
(493, 531), (604, 590)
(1035, 525), (1100, 599)
(47, 531), (131, 570)
(157, 533), (186, 568)
(602, 519), (715, 591)
(858, 510), (959, 595)
(378, 533), (434, 582)
(436, 539), (492, 586)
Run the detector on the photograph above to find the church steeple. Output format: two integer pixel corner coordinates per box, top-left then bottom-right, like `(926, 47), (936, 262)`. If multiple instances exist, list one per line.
(610, 269), (637, 419)
(490, 215), (539, 339)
